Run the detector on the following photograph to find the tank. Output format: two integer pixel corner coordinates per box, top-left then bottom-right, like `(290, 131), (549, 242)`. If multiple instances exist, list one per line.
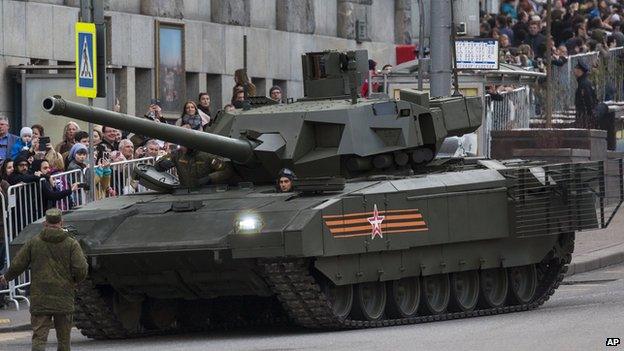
(12, 50), (621, 339)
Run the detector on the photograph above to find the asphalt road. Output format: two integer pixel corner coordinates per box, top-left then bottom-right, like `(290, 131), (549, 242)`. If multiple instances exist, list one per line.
(1, 264), (623, 351)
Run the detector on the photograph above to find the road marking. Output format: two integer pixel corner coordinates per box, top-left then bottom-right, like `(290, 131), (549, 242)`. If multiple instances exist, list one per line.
(0, 331), (30, 342)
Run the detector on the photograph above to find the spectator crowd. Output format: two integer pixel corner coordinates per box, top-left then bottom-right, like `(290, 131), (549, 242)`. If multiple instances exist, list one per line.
(485, 0), (623, 72)
(482, 0), (624, 125)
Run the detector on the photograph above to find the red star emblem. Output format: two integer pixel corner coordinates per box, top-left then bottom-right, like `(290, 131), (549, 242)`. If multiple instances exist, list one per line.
(367, 204), (385, 239)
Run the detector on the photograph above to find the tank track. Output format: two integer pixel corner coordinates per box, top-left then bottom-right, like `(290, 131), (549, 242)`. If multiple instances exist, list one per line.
(74, 234), (573, 338)
(259, 235), (574, 329)
(74, 280), (133, 339)
(75, 281), (286, 339)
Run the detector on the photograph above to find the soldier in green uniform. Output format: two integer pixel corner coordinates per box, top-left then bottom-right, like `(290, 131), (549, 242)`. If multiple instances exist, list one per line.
(0, 209), (88, 351)
(155, 145), (234, 188)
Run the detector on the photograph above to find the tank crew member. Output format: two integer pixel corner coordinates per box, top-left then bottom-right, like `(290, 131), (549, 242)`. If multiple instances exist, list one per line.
(277, 168), (296, 193)
(269, 86), (283, 103)
(155, 146), (234, 188)
(0, 208), (88, 351)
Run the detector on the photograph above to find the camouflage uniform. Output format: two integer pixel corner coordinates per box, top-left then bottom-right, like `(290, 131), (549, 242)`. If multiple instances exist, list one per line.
(156, 149), (234, 188)
(3, 209), (88, 351)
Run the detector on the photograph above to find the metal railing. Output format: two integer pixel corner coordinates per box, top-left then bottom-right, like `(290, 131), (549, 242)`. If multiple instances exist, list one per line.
(1, 182), (43, 310)
(6, 182), (45, 236)
(483, 87), (535, 157)
(0, 190), (30, 310)
(502, 159), (624, 236)
(110, 157), (155, 195)
(552, 47), (624, 113)
(49, 169), (87, 211)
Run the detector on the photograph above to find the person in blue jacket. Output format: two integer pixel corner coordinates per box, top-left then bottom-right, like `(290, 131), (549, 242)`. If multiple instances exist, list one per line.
(10, 127), (34, 160)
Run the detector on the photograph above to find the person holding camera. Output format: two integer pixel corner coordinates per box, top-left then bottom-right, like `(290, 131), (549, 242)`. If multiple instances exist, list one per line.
(128, 99), (166, 148)
(144, 98), (165, 123)
(31, 135), (65, 172)
(31, 159), (79, 211)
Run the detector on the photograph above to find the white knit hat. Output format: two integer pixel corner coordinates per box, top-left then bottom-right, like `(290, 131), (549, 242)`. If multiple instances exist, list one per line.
(20, 127), (33, 138)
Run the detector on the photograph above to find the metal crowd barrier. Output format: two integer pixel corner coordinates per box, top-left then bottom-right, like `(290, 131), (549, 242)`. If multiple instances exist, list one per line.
(6, 182), (45, 237)
(1, 190), (30, 310)
(110, 157), (155, 195)
(1, 182), (43, 310)
(483, 87), (534, 157)
(49, 169), (87, 211)
(552, 47), (624, 113)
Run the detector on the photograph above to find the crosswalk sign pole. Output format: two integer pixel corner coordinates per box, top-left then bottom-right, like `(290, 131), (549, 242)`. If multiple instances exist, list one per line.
(76, 21), (98, 201)
(87, 99), (95, 202)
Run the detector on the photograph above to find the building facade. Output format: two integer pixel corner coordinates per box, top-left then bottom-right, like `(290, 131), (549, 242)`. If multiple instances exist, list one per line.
(0, 0), (419, 135)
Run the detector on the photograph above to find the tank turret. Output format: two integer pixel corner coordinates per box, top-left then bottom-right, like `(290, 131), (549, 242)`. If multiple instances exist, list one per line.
(43, 49), (482, 183)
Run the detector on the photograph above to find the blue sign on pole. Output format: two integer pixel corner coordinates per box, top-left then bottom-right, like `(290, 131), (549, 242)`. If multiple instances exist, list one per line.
(75, 22), (97, 98)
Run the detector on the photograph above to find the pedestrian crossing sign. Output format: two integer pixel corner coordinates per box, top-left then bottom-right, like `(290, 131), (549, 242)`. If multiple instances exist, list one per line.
(75, 22), (97, 98)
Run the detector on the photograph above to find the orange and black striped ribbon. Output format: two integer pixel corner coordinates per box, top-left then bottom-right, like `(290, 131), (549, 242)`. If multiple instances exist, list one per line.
(323, 209), (428, 238)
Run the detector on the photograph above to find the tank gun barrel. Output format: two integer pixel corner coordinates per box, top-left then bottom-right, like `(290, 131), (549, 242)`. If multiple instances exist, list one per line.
(42, 96), (255, 164)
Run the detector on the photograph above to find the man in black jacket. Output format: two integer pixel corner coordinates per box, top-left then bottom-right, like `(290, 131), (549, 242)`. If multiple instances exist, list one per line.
(573, 61), (598, 129)
(525, 21), (546, 58)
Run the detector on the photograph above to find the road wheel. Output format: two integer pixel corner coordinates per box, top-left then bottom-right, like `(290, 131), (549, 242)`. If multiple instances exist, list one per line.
(321, 281), (353, 320)
(508, 264), (538, 304)
(449, 270), (479, 312)
(351, 282), (387, 321)
(142, 299), (178, 331)
(419, 274), (450, 315)
(479, 268), (508, 308)
(386, 277), (421, 318)
(111, 293), (142, 332)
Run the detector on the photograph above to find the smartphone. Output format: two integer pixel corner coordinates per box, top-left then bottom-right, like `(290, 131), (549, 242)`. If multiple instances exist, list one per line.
(39, 136), (50, 152)
(76, 183), (88, 189)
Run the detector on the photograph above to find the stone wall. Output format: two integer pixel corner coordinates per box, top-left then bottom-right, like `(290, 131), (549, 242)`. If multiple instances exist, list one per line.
(490, 129), (608, 161)
(0, 0), (399, 124)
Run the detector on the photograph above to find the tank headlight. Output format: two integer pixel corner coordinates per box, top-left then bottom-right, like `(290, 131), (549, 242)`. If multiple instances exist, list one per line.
(236, 215), (262, 234)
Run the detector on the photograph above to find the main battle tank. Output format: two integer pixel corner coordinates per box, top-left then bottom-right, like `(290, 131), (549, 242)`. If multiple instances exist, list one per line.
(14, 50), (621, 338)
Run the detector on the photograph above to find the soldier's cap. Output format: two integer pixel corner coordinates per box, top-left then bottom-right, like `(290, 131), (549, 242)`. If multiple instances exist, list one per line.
(278, 168), (296, 181)
(575, 61), (589, 72)
(45, 208), (62, 224)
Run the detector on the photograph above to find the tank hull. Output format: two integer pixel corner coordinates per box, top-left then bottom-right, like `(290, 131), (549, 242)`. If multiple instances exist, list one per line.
(13, 164), (600, 338)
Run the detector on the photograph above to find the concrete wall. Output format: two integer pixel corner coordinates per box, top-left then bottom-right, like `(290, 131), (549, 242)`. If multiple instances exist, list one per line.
(0, 0), (398, 124)
(250, 0), (276, 29)
(313, 0), (337, 36)
(370, 0), (394, 43)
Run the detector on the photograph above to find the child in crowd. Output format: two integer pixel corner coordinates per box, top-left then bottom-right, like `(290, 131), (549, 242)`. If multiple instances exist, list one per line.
(10, 127), (34, 160)
(67, 143), (89, 171)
